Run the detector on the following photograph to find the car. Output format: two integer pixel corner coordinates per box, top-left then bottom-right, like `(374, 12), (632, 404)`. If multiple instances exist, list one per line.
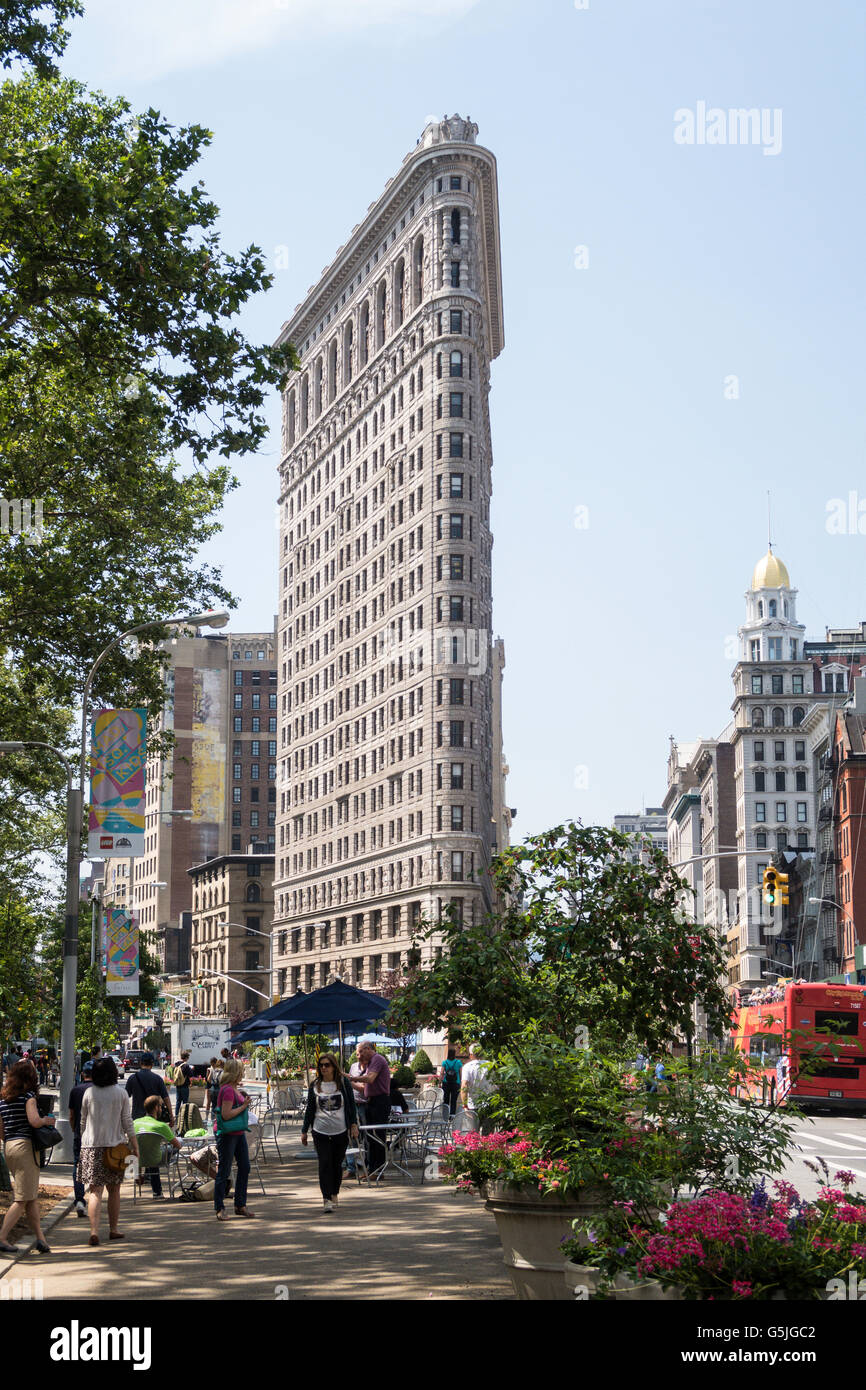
(121, 1050), (148, 1072)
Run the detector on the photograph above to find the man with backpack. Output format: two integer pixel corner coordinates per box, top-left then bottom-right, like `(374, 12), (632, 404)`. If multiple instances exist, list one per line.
(172, 1051), (193, 1114)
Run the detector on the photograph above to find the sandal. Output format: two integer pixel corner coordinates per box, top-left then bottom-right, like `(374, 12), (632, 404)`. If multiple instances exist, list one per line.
(216, 1211), (229, 1221)
(89, 1235), (100, 1247)
(234, 1207), (255, 1218)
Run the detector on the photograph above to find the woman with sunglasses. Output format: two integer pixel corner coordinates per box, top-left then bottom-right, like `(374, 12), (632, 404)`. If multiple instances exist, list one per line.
(301, 1053), (358, 1213)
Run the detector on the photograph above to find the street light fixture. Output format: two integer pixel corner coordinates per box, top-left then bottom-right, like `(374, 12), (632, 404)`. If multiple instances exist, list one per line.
(53, 607), (231, 1151)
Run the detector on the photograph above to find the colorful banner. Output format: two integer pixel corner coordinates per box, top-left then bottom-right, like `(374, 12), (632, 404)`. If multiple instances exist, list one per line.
(105, 906), (140, 997)
(88, 708), (146, 857)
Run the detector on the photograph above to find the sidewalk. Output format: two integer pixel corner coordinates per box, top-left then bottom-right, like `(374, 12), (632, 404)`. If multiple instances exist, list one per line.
(0, 1147), (513, 1301)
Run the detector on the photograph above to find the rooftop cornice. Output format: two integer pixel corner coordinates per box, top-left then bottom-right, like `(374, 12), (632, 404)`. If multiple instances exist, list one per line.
(275, 134), (504, 362)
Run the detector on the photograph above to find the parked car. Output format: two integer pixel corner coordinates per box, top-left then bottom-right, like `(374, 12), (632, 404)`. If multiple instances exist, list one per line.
(121, 1050), (148, 1072)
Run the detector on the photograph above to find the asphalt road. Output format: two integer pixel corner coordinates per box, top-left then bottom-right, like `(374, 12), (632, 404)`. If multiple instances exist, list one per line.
(776, 1111), (866, 1201)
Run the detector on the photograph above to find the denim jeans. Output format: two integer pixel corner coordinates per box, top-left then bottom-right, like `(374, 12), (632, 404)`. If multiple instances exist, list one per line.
(214, 1131), (249, 1213)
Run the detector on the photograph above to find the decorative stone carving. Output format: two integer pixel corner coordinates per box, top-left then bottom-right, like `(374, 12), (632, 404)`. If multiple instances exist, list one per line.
(419, 114), (479, 147)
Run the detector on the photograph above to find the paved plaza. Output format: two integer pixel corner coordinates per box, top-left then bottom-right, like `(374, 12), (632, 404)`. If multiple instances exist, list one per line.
(0, 1148), (513, 1301)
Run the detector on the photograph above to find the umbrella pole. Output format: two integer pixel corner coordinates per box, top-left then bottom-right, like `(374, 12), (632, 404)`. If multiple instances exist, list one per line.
(302, 1026), (310, 1084)
(339, 1019), (344, 1071)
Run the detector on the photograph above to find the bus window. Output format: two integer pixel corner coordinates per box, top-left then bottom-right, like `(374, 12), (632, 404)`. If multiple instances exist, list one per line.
(749, 1034), (782, 1063)
(814, 1010), (860, 1038)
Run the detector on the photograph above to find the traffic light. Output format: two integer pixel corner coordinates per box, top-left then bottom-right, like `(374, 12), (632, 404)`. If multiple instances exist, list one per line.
(763, 866), (779, 907)
(777, 871), (790, 906)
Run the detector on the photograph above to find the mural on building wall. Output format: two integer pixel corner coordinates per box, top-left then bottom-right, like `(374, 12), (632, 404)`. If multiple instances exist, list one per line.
(191, 667), (224, 859)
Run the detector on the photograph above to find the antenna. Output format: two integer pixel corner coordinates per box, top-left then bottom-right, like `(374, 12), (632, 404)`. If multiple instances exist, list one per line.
(767, 491), (772, 552)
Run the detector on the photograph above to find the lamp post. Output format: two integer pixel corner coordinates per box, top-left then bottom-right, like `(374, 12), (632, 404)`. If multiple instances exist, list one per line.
(56, 608), (229, 1154)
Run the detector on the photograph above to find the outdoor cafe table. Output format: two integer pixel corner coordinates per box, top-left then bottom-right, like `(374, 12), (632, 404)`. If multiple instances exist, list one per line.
(357, 1112), (428, 1185)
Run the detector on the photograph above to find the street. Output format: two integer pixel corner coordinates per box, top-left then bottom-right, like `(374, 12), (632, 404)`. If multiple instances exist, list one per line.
(778, 1112), (866, 1200)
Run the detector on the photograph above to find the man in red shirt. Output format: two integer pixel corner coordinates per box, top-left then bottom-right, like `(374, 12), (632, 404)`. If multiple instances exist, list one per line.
(349, 1042), (391, 1176)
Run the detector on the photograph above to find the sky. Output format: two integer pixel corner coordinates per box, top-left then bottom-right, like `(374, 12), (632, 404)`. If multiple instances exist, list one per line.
(59, 0), (866, 838)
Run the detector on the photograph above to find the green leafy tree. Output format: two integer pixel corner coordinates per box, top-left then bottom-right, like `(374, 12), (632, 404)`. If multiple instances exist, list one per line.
(388, 822), (731, 1055)
(0, 0), (82, 76)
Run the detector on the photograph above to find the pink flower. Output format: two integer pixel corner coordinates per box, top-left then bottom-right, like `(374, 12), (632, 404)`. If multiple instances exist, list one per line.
(732, 1281), (753, 1298)
(835, 1170), (856, 1187)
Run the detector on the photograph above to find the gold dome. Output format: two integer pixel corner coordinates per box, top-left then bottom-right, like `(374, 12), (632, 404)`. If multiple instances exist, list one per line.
(752, 550), (790, 590)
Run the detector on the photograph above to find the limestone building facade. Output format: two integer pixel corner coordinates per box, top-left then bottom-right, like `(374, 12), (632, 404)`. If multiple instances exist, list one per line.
(272, 116), (506, 995)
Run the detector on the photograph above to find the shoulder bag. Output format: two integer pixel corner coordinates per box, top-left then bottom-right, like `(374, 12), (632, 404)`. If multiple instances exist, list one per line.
(104, 1143), (132, 1173)
(214, 1090), (249, 1136)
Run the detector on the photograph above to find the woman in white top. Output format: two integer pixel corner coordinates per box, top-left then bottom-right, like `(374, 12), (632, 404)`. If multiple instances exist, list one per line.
(301, 1054), (359, 1212)
(79, 1056), (138, 1247)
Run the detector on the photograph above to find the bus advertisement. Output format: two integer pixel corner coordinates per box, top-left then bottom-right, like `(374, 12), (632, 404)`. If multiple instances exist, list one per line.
(732, 981), (866, 1112)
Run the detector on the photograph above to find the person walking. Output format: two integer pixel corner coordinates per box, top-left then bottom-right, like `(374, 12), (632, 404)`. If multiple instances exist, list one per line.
(79, 1056), (139, 1247)
(459, 1046), (492, 1128)
(68, 1059), (95, 1217)
(172, 1051), (193, 1115)
(213, 1059), (255, 1222)
(348, 1042), (391, 1177)
(205, 1057), (222, 1122)
(0, 1059), (55, 1253)
(439, 1048), (463, 1117)
(125, 1053), (172, 1126)
(301, 1053), (358, 1212)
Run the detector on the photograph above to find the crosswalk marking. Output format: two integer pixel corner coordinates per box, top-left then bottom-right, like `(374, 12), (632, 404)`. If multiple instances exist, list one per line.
(835, 1132), (866, 1143)
(794, 1132), (864, 1151)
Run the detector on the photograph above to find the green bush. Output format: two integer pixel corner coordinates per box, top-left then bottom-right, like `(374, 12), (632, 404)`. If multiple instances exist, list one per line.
(410, 1048), (434, 1075)
(347, 1049), (359, 1068)
(392, 1064), (415, 1088)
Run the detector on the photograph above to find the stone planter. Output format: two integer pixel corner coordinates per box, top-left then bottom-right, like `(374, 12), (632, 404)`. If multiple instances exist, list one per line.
(187, 1086), (206, 1110)
(564, 1261), (681, 1301)
(484, 1182), (607, 1301)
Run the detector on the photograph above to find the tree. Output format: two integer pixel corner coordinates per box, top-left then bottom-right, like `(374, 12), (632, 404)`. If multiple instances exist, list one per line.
(389, 822), (731, 1055)
(0, 1), (82, 77)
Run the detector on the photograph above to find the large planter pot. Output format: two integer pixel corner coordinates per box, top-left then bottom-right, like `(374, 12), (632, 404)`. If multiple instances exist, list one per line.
(484, 1182), (607, 1301)
(609, 1277), (678, 1301)
(565, 1262), (681, 1301)
(188, 1086), (206, 1109)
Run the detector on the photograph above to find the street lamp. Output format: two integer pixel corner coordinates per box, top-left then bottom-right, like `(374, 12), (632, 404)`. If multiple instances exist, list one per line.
(55, 608), (230, 1153)
(809, 897), (843, 909)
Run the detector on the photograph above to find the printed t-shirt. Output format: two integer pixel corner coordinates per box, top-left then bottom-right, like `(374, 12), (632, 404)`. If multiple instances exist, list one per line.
(312, 1081), (347, 1136)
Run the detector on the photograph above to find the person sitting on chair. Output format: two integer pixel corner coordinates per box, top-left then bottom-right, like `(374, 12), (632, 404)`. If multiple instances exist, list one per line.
(133, 1096), (182, 1200)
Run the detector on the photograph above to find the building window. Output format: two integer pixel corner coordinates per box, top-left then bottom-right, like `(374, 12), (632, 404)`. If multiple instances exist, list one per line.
(449, 678), (464, 704)
(768, 638), (783, 660)
(450, 762), (463, 789)
(794, 741), (805, 761)
(450, 261), (460, 287)
(233, 762), (242, 780)
(772, 708), (785, 728)
(776, 803), (787, 821)
(449, 721), (464, 748)
(450, 851), (464, 881)
(751, 709), (764, 727)
(252, 717), (260, 733)
(774, 741), (785, 761)
(792, 707), (805, 726)
(449, 432), (463, 457)
(754, 771), (765, 791)
(751, 674), (763, 694)
(797, 832), (808, 848)
(449, 391), (463, 417)
(232, 810), (241, 827)
(754, 740), (764, 761)
(792, 674), (804, 694)
(233, 717), (242, 732)
(449, 473), (463, 497)
(449, 596), (464, 622)
(252, 694), (261, 709)
(234, 693), (242, 709)
(251, 740), (260, 757)
(755, 802), (766, 822)
(451, 805), (464, 830)
(449, 513), (463, 539)
(233, 788), (241, 804)
(250, 810), (259, 828)
(755, 830), (767, 848)
(234, 671), (243, 686)
(750, 639), (761, 661)
(795, 770), (806, 790)
(251, 764), (260, 779)
(450, 176), (462, 190)
(450, 350), (463, 377)
(449, 554), (464, 580)
(231, 834), (241, 852)
(450, 310), (462, 334)
(771, 674), (783, 694)
(797, 802), (808, 822)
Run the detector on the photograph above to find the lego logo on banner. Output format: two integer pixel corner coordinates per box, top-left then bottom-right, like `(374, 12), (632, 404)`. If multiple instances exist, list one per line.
(100, 837), (113, 849)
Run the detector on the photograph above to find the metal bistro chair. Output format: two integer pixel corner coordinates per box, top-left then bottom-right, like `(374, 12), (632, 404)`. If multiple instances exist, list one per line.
(245, 1125), (267, 1196)
(259, 1107), (284, 1161)
(420, 1118), (453, 1184)
(132, 1132), (179, 1202)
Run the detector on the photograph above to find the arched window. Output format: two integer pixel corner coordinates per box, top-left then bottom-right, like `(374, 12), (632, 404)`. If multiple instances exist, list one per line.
(450, 350), (463, 377)
(376, 281), (387, 348)
(246, 883), (261, 903)
(414, 237), (424, 305)
(287, 390), (296, 447)
(751, 708), (765, 727)
(328, 339), (337, 403)
(313, 358), (323, 418)
(451, 208), (461, 246)
(792, 707), (805, 726)
(343, 320), (353, 383)
(769, 600), (777, 617)
(772, 707), (785, 727)
(300, 375), (309, 434)
(395, 258), (405, 329)
(360, 302), (370, 366)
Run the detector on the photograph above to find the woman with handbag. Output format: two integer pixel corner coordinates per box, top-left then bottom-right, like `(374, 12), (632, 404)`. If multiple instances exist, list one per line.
(0, 1059), (55, 1253)
(300, 1053), (359, 1212)
(213, 1058), (254, 1222)
(79, 1056), (139, 1247)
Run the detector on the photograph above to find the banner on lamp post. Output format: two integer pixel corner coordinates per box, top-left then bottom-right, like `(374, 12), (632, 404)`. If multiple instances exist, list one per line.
(105, 906), (140, 997)
(88, 708), (146, 857)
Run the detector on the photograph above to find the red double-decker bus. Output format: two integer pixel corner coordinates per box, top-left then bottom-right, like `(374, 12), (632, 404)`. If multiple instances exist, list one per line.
(732, 981), (866, 1112)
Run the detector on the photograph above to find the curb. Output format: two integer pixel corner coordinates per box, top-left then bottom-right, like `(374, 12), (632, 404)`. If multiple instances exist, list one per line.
(0, 1193), (76, 1276)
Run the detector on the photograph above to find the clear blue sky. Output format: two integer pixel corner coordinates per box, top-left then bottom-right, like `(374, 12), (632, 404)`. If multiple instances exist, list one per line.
(62, 0), (866, 837)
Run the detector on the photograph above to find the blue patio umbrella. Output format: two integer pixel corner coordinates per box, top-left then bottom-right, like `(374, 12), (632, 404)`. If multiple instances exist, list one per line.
(231, 980), (391, 1069)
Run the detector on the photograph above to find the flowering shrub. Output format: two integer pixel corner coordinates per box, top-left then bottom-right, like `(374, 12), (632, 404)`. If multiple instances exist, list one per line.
(438, 1126), (669, 1201)
(563, 1163), (866, 1299)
